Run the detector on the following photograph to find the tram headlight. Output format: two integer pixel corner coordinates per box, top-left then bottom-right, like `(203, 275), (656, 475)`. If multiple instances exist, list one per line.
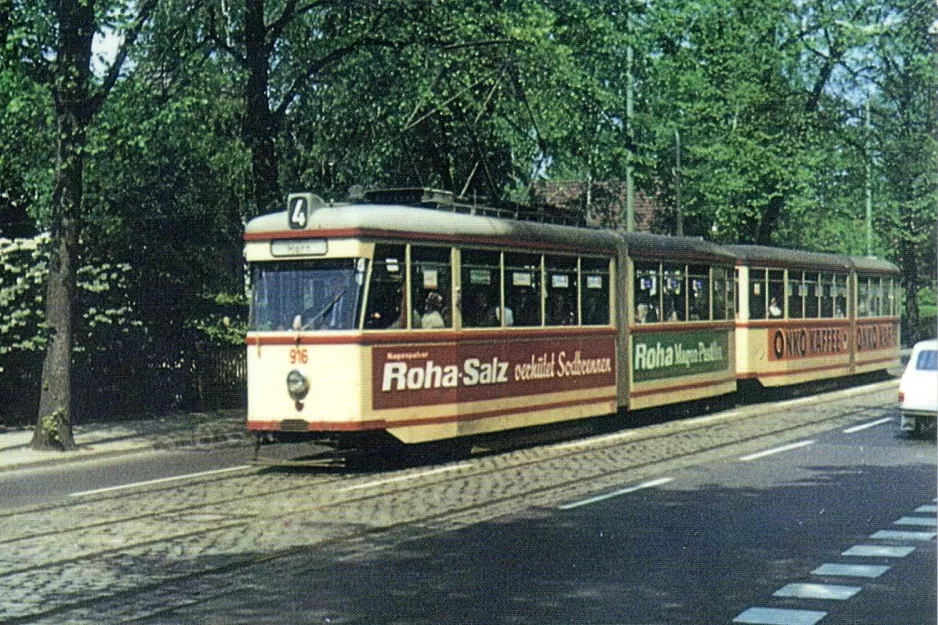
(286, 369), (310, 401)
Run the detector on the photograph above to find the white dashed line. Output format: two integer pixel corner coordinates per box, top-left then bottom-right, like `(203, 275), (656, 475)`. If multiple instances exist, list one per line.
(338, 463), (471, 492)
(739, 440), (815, 462)
(558, 477), (674, 510)
(842, 545), (915, 558)
(812, 563), (890, 578)
(773, 583), (861, 600)
(894, 516), (937, 527)
(843, 417), (893, 433)
(732, 607), (827, 625)
(870, 529), (937, 541)
(70, 465), (251, 497)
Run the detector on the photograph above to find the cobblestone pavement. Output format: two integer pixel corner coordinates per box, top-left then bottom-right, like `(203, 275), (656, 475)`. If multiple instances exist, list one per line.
(0, 382), (901, 624)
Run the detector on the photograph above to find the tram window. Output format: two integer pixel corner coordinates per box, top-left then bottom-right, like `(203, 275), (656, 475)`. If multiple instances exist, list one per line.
(689, 265), (710, 321)
(820, 273), (834, 317)
(787, 272), (804, 319)
(886, 278), (896, 316)
(662, 264), (686, 322)
(634, 262), (660, 323)
(804, 272), (819, 318)
(727, 269), (736, 319)
(546, 255), (577, 326)
(768, 270), (784, 318)
(872, 277), (884, 316)
(581, 257), (611, 325)
(713, 267), (727, 321)
(462, 249), (503, 327)
(833, 274), (847, 317)
(857, 277), (869, 317)
(364, 244), (406, 329)
(505, 252), (541, 326)
(749, 269), (767, 319)
(249, 259), (366, 331)
(411, 246), (452, 329)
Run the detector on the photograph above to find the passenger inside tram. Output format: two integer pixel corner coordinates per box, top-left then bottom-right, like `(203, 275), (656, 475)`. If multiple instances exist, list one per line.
(421, 292), (445, 329)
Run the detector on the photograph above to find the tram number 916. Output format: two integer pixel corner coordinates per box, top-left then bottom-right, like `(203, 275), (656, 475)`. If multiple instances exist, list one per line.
(289, 348), (308, 364)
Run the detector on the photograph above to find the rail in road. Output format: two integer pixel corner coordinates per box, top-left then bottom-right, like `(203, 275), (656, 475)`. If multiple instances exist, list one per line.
(0, 380), (904, 624)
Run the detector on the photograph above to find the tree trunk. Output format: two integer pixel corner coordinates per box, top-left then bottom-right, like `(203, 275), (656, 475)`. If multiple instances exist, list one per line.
(30, 0), (95, 451)
(244, 0), (281, 215)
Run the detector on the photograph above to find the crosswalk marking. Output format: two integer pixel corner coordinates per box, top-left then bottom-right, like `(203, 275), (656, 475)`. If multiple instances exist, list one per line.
(773, 583), (861, 600)
(870, 529), (937, 541)
(733, 607), (827, 625)
(812, 563), (890, 578)
(894, 516), (937, 527)
(914, 505), (937, 514)
(842, 545), (915, 558)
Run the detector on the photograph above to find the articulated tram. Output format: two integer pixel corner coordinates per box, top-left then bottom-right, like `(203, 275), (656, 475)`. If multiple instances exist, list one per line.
(244, 190), (899, 450)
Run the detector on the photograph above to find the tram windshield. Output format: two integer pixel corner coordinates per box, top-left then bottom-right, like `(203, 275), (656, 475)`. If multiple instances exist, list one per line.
(249, 259), (367, 331)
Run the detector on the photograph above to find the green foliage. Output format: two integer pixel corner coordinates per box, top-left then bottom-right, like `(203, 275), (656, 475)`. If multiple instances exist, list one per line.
(1, 0), (935, 413)
(0, 233), (141, 369)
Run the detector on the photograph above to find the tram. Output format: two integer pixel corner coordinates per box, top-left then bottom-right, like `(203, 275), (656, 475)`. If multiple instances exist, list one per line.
(728, 245), (900, 386)
(243, 189), (898, 450)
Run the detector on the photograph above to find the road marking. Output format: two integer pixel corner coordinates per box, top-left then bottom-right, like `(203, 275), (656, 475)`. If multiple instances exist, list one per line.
(70, 465), (252, 497)
(558, 477), (674, 510)
(773, 583), (861, 600)
(551, 429), (638, 451)
(870, 529), (937, 541)
(812, 563), (890, 578)
(338, 463), (471, 492)
(915, 505), (938, 514)
(894, 516), (937, 527)
(842, 545), (915, 558)
(843, 417), (893, 433)
(739, 440), (815, 462)
(732, 607), (827, 625)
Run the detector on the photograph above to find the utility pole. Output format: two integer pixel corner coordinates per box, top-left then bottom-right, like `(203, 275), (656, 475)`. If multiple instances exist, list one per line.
(625, 11), (635, 233)
(865, 98), (873, 256)
(675, 128), (683, 236)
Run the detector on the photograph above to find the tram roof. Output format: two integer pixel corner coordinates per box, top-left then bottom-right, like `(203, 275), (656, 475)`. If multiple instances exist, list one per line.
(723, 244), (853, 272)
(619, 232), (737, 264)
(850, 255), (900, 275)
(245, 202), (622, 253)
(245, 201), (740, 263)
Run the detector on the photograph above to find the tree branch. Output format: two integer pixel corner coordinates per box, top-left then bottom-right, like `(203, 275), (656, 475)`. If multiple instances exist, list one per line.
(88, 0), (160, 115)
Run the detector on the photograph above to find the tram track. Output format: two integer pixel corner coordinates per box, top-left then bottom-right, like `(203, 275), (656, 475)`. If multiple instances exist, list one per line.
(0, 381), (899, 624)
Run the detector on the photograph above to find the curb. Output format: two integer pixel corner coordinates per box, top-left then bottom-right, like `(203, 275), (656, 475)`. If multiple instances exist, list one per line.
(0, 418), (248, 473)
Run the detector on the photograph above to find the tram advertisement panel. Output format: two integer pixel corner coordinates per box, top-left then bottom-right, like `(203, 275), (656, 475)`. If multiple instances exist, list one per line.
(372, 336), (616, 410)
(855, 321), (898, 353)
(768, 325), (850, 362)
(631, 330), (729, 382)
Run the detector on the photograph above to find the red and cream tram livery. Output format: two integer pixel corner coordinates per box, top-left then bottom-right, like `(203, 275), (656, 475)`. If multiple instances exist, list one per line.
(243, 191), (739, 446)
(245, 192), (623, 445)
(728, 245), (899, 386)
(850, 255), (902, 375)
(244, 191), (898, 448)
(624, 234), (737, 409)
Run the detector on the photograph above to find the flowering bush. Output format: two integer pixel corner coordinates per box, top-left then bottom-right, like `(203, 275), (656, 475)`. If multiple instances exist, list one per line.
(0, 233), (140, 371)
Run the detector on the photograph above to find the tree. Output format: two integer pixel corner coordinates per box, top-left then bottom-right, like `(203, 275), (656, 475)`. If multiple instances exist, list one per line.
(11, 0), (158, 450)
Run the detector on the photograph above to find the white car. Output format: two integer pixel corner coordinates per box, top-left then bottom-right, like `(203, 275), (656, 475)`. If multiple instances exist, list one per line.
(899, 339), (938, 436)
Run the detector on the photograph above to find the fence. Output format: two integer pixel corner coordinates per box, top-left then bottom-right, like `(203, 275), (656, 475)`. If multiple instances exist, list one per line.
(0, 343), (246, 427)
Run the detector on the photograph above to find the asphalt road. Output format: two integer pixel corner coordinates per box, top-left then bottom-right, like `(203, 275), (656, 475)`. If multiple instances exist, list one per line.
(0, 441), (312, 510)
(140, 409), (936, 625)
